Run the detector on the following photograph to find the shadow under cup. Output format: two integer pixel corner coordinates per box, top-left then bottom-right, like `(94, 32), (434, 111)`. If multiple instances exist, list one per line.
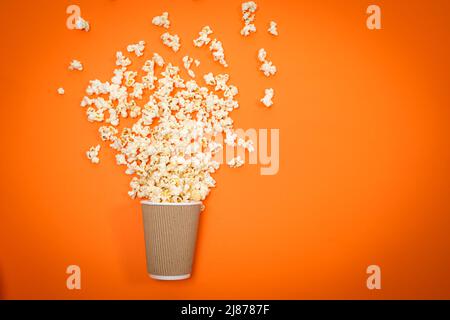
(141, 201), (202, 280)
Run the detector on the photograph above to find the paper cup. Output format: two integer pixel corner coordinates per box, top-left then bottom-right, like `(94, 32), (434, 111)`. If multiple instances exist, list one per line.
(141, 201), (202, 280)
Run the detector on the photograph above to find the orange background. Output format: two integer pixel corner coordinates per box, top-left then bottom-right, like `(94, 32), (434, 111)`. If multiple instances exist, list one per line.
(1, 0), (450, 299)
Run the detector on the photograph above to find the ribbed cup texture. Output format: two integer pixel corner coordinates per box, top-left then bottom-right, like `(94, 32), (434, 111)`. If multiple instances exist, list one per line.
(141, 203), (201, 277)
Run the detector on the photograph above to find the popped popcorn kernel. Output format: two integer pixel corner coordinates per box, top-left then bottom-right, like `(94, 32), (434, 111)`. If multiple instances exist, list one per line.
(240, 1), (257, 36)
(86, 145), (100, 164)
(228, 156), (244, 168)
(74, 16), (90, 32)
(57, 87), (65, 95)
(116, 51), (131, 67)
(268, 21), (278, 36)
(152, 12), (170, 29)
(69, 59), (83, 71)
(182, 55), (200, 78)
(193, 26), (213, 47)
(258, 48), (276, 77)
(127, 41), (146, 57)
(261, 88), (274, 107)
(153, 53), (165, 67)
(161, 32), (181, 52)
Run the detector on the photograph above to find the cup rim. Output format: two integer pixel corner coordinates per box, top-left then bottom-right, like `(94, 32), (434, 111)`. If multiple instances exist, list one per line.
(140, 200), (202, 206)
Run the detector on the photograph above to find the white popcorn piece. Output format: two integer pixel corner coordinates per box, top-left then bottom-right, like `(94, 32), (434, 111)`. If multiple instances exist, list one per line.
(240, 1), (257, 36)
(224, 129), (237, 146)
(261, 88), (274, 107)
(182, 55), (200, 78)
(203, 72), (216, 85)
(268, 21), (278, 36)
(153, 53), (165, 67)
(57, 87), (65, 95)
(127, 41), (145, 57)
(238, 138), (255, 152)
(193, 26), (213, 47)
(260, 60), (277, 77)
(74, 16), (90, 32)
(152, 12), (170, 29)
(161, 32), (181, 52)
(69, 59), (83, 71)
(258, 48), (276, 76)
(86, 145), (100, 164)
(116, 51), (131, 67)
(258, 48), (267, 62)
(241, 24), (256, 37)
(99, 126), (118, 141)
(228, 156), (244, 168)
(209, 39), (228, 67)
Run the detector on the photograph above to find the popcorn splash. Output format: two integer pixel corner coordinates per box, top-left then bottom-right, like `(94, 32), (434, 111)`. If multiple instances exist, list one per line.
(81, 47), (245, 203)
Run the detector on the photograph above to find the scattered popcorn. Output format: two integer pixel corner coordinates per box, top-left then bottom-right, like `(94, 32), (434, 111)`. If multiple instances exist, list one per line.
(74, 16), (90, 32)
(258, 48), (276, 76)
(152, 12), (170, 29)
(228, 156), (244, 168)
(261, 88), (274, 107)
(240, 1), (257, 36)
(81, 44), (242, 203)
(268, 21), (278, 36)
(161, 32), (181, 52)
(69, 59), (83, 71)
(57, 87), (65, 95)
(127, 41), (146, 57)
(193, 26), (213, 47)
(86, 145), (100, 164)
(194, 26), (228, 67)
(182, 55), (200, 78)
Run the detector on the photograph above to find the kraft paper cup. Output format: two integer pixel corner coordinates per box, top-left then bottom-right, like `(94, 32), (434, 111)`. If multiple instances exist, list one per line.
(141, 201), (202, 280)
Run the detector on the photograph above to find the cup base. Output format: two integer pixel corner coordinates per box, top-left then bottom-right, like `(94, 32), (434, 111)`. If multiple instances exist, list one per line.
(149, 273), (191, 281)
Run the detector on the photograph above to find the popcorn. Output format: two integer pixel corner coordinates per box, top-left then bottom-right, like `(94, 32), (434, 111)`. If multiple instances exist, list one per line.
(238, 138), (255, 152)
(161, 32), (181, 52)
(240, 1), (257, 36)
(152, 12), (170, 29)
(57, 87), (65, 95)
(116, 51), (131, 67)
(86, 145), (100, 164)
(153, 53), (165, 67)
(268, 21), (278, 36)
(194, 26), (227, 67)
(182, 55), (200, 78)
(203, 72), (216, 86)
(69, 59), (83, 71)
(127, 41), (146, 57)
(81, 43), (242, 204)
(258, 48), (276, 76)
(228, 156), (244, 168)
(74, 16), (90, 32)
(209, 39), (228, 67)
(261, 88), (274, 107)
(258, 48), (266, 62)
(193, 26), (213, 47)
(99, 126), (118, 141)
